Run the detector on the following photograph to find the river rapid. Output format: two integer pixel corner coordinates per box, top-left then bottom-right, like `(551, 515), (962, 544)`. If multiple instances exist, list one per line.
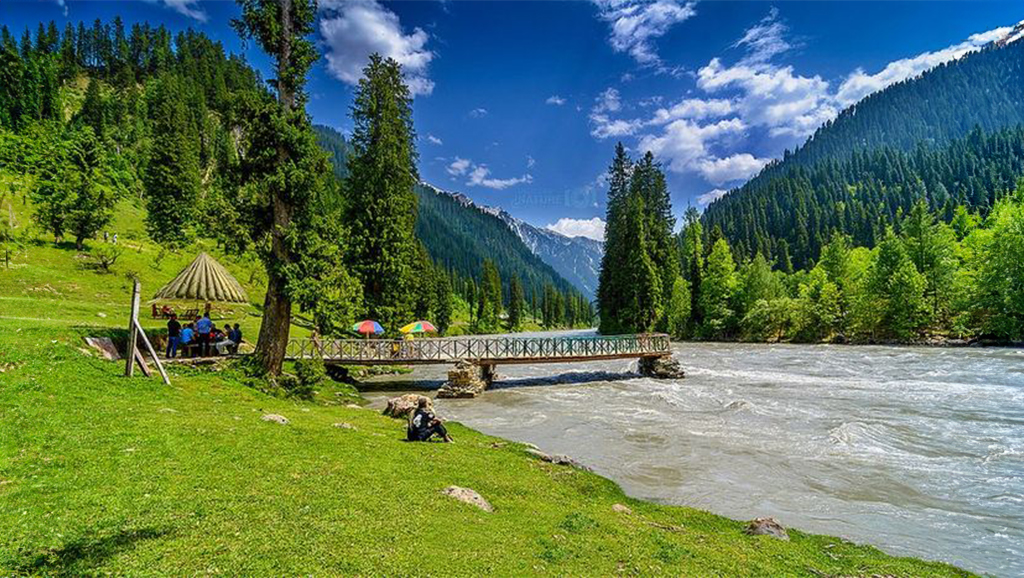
(363, 337), (1024, 576)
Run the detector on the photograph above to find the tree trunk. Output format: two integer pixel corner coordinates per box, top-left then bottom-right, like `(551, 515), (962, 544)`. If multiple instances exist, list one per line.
(254, 0), (295, 377)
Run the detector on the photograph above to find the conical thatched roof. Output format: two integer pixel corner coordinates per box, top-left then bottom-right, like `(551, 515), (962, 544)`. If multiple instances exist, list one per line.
(153, 252), (248, 303)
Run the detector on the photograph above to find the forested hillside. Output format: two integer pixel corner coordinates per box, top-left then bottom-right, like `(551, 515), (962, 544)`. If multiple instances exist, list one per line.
(1, 20), (593, 343)
(312, 125), (587, 304)
(703, 126), (1024, 269)
(703, 38), (1024, 268)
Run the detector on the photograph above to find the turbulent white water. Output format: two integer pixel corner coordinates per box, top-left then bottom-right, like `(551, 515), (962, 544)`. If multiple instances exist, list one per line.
(364, 339), (1024, 577)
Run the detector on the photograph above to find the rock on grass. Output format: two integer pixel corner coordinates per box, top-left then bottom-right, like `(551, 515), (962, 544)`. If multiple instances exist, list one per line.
(261, 414), (289, 425)
(745, 517), (789, 540)
(442, 486), (493, 512)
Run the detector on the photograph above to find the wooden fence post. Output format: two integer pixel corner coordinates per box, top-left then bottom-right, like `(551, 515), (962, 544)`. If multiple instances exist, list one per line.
(125, 278), (141, 377)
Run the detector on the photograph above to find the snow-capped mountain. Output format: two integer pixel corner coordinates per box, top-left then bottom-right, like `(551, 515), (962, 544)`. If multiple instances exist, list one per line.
(420, 183), (603, 299)
(994, 20), (1024, 48)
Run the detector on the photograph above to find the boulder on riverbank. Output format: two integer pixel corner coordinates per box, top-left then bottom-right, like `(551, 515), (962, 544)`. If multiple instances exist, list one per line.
(383, 394), (432, 419)
(639, 355), (686, 379)
(437, 360), (488, 398)
(745, 517), (789, 540)
(525, 448), (592, 471)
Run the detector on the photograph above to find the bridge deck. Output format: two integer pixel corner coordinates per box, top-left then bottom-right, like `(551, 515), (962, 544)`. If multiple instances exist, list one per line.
(285, 333), (671, 366)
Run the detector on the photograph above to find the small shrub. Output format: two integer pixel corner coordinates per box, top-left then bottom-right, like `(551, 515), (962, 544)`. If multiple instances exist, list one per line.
(294, 357), (326, 389)
(90, 244), (124, 273)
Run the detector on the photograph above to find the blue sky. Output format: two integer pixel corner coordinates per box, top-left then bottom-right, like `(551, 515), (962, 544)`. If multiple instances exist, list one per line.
(3, 1), (1022, 240)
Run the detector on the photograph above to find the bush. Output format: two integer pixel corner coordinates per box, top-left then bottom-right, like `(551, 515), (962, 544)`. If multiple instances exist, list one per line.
(289, 357), (326, 400)
(89, 244), (124, 273)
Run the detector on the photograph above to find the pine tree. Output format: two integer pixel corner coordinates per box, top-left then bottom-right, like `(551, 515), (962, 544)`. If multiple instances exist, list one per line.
(596, 142), (632, 334)
(232, 0), (352, 375)
(345, 54), (420, 333)
(621, 194), (662, 332)
(507, 274), (524, 331)
(144, 74), (201, 247)
(699, 238), (738, 339)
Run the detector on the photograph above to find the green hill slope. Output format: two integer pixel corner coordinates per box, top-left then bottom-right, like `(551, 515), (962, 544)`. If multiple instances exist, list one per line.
(312, 125), (581, 299)
(702, 39), (1024, 267)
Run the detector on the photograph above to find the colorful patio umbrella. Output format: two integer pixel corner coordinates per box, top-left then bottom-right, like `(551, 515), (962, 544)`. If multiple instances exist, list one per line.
(400, 320), (437, 334)
(352, 320), (384, 336)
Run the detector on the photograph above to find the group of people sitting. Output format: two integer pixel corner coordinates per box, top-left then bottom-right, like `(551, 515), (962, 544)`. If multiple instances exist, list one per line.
(165, 313), (242, 359)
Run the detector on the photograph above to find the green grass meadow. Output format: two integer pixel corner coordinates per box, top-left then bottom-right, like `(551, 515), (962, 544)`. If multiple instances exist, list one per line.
(0, 196), (974, 576)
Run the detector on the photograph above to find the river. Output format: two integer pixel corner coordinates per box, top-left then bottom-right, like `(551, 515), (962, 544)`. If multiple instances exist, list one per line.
(363, 337), (1024, 577)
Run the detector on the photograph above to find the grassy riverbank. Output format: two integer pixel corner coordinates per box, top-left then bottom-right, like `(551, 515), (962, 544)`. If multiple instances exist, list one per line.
(1, 203), (973, 576)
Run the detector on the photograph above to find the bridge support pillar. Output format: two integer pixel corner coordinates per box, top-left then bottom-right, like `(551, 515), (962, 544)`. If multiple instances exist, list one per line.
(639, 354), (686, 379)
(480, 363), (496, 386)
(437, 360), (489, 398)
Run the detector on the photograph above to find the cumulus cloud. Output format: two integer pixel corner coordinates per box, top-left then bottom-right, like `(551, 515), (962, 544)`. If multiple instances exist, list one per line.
(696, 153), (769, 185)
(590, 87), (644, 138)
(546, 95), (567, 106)
(447, 157), (471, 176)
(594, 0), (698, 65)
(425, 134), (443, 145)
(834, 26), (1013, 106)
(649, 98), (734, 124)
(319, 0), (435, 96)
(697, 189), (729, 207)
(546, 217), (607, 241)
(638, 118), (746, 173)
(469, 107), (489, 118)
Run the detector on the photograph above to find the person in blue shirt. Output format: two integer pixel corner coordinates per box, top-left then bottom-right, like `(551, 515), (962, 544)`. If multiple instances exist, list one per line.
(196, 313), (213, 356)
(180, 323), (195, 357)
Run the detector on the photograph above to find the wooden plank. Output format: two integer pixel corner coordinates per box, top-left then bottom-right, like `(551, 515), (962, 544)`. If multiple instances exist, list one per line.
(133, 347), (152, 377)
(125, 279), (141, 377)
(135, 319), (170, 385)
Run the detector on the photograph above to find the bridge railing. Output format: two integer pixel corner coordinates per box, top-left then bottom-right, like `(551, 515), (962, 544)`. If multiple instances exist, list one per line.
(285, 333), (671, 363)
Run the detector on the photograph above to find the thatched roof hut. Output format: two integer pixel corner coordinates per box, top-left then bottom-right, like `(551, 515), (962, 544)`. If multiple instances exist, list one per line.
(153, 252), (248, 303)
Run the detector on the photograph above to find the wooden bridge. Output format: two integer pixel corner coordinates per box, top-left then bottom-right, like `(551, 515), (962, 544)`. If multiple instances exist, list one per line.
(285, 333), (672, 366)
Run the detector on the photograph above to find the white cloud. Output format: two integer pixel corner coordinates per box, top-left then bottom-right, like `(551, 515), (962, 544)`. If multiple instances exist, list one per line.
(469, 107), (488, 118)
(697, 189), (728, 207)
(649, 98), (734, 124)
(467, 165), (533, 190)
(593, 87), (622, 114)
(527, 155), (536, 168)
(546, 95), (567, 106)
(696, 154), (769, 185)
(144, 0), (206, 21)
(447, 157), (471, 176)
(319, 0), (435, 96)
(546, 217), (607, 241)
(638, 118), (747, 173)
(590, 87), (643, 138)
(594, 0), (698, 65)
(733, 7), (791, 65)
(834, 26), (1013, 106)
(449, 157), (532, 189)
(426, 134), (443, 146)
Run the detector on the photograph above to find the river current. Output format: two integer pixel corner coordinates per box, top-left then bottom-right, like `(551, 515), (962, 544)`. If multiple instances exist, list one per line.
(364, 338), (1024, 576)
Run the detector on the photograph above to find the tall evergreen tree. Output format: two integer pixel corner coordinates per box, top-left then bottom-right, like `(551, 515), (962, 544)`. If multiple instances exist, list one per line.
(507, 274), (524, 331)
(345, 54), (420, 333)
(144, 74), (201, 247)
(597, 142), (632, 334)
(232, 0), (354, 375)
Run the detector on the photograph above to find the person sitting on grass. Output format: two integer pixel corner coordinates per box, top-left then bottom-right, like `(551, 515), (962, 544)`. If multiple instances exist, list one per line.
(407, 398), (454, 443)
(229, 324), (243, 354)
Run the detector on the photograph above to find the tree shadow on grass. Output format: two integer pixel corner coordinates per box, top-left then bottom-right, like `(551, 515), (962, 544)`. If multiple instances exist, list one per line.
(11, 527), (173, 576)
